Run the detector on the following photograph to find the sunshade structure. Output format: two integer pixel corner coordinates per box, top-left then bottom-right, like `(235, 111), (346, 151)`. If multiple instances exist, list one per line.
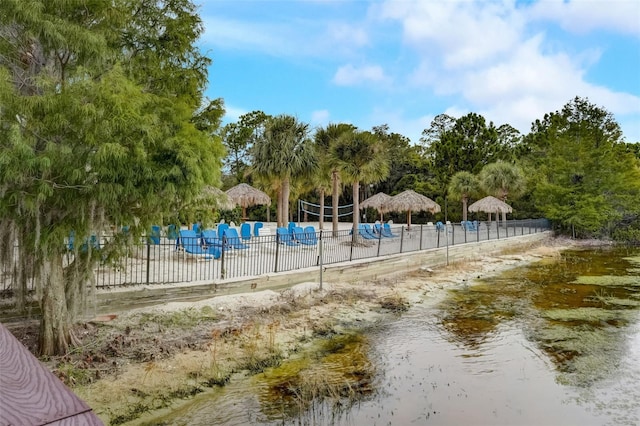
(383, 190), (441, 228)
(199, 186), (236, 211)
(360, 192), (392, 221)
(0, 324), (103, 425)
(468, 196), (513, 221)
(225, 183), (271, 220)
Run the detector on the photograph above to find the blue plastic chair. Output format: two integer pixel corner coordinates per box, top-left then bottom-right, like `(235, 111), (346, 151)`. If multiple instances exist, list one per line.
(149, 225), (161, 245)
(178, 230), (213, 260)
(202, 229), (227, 251)
(303, 226), (318, 245)
(223, 228), (249, 250)
(240, 223), (252, 241)
(436, 221), (445, 231)
(167, 224), (179, 240)
(277, 227), (298, 246)
(382, 223), (399, 237)
(363, 224), (380, 239)
(253, 222), (264, 237)
(217, 223), (229, 239)
(357, 224), (377, 239)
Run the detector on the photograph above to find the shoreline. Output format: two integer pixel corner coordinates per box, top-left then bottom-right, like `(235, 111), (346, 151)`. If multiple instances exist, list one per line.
(25, 236), (579, 424)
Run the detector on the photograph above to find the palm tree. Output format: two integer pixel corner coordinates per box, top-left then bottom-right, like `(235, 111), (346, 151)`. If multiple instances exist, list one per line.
(251, 115), (317, 227)
(448, 171), (480, 222)
(329, 129), (390, 234)
(479, 161), (526, 224)
(315, 123), (357, 235)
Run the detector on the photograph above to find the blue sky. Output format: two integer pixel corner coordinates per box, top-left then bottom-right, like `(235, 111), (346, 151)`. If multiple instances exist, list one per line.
(199, 0), (640, 144)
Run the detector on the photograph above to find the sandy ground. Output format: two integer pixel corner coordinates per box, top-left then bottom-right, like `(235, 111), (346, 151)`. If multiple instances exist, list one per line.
(17, 235), (578, 425)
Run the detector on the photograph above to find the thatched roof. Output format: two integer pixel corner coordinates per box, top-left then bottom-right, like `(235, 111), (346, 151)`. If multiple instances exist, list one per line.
(383, 190), (441, 214)
(468, 196), (512, 213)
(360, 192), (392, 212)
(200, 186), (236, 210)
(225, 183), (271, 208)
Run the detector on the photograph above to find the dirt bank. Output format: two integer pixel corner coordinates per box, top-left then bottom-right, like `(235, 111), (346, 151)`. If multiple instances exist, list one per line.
(9, 236), (582, 425)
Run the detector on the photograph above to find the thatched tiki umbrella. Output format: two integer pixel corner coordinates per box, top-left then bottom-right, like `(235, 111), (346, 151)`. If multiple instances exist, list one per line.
(360, 192), (392, 222)
(383, 190), (441, 228)
(200, 186), (236, 211)
(468, 196), (512, 223)
(225, 183), (271, 220)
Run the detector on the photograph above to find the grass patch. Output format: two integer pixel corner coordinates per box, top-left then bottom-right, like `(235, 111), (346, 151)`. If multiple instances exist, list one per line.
(572, 275), (640, 287)
(136, 306), (217, 329)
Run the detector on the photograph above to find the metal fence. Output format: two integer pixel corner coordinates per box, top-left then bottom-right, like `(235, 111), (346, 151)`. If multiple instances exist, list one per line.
(0, 219), (550, 294)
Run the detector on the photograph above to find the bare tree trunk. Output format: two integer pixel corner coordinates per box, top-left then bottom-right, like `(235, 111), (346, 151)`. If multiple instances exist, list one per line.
(319, 189), (325, 230)
(352, 181), (360, 234)
(277, 189), (284, 227)
(462, 197), (468, 222)
(282, 178), (290, 228)
(39, 256), (71, 356)
(332, 170), (339, 236)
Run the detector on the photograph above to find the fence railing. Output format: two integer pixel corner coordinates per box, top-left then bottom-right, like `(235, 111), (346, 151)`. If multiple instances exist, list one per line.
(0, 219), (550, 294)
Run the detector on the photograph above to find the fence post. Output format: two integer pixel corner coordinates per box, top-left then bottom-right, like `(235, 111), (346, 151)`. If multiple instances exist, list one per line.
(377, 227), (382, 257)
(419, 224), (423, 250)
(274, 233), (280, 273)
(221, 236), (226, 279)
(437, 228), (440, 248)
(145, 239), (151, 285)
(496, 220), (500, 239)
(318, 230), (323, 291)
(350, 228), (355, 262)
(400, 227), (405, 253)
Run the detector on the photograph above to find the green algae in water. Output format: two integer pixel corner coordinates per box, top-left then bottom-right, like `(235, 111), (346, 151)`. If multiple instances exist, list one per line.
(253, 333), (376, 423)
(543, 307), (636, 323)
(572, 275), (640, 287)
(532, 324), (628, 386)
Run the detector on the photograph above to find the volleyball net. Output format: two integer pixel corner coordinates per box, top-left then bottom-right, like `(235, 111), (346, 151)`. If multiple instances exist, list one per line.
(298, 199), (354, 220)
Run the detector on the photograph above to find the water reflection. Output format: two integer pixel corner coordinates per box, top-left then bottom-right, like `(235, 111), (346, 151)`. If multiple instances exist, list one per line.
(140, 247), (640, 425)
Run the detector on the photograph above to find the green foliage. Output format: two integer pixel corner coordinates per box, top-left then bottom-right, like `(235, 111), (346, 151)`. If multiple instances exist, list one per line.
(479, 161), (526, 201)
(448, 171), (480, 222)
(0, 0), (224, 354)
(329, 129), (390, 230)
(524, 97), (640, 238)
(422, 113), (513, 195)
(251, 114), (316, 226)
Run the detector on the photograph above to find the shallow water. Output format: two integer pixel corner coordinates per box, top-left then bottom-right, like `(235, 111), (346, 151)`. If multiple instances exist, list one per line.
(140, 246), (640, 425)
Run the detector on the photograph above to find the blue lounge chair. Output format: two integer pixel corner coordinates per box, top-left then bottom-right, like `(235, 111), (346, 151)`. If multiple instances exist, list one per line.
(201, 229), (227, 251)
(179, 230), (213, 260)
(217, 223), (229, 239)
(277, 227), (298, 246)
(303, 226), (318, 245)
(253, 222), (264, 237)
(223, 227), (249, 250)
(363, 223), (381, 239)
(148, 225), (161, 245)
(435, 221), (445, 231)
(240, 223), (252, 241)
(357, 224), (377, 239)
(292, 226), (316, 246)
(382, 223), (399, 238)
(167, 224), (179, 240)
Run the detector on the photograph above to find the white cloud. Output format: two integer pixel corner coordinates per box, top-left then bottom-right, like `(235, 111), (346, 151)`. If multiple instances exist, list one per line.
(373, 0), (640, 136)
(378, 0), (524, 69)
(223, 105), (247, 123)
(310, 109), (330, 126)
(326, 22), (369, 47)
(332, 64), (389, 86)
(528, 0), (640, 37)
